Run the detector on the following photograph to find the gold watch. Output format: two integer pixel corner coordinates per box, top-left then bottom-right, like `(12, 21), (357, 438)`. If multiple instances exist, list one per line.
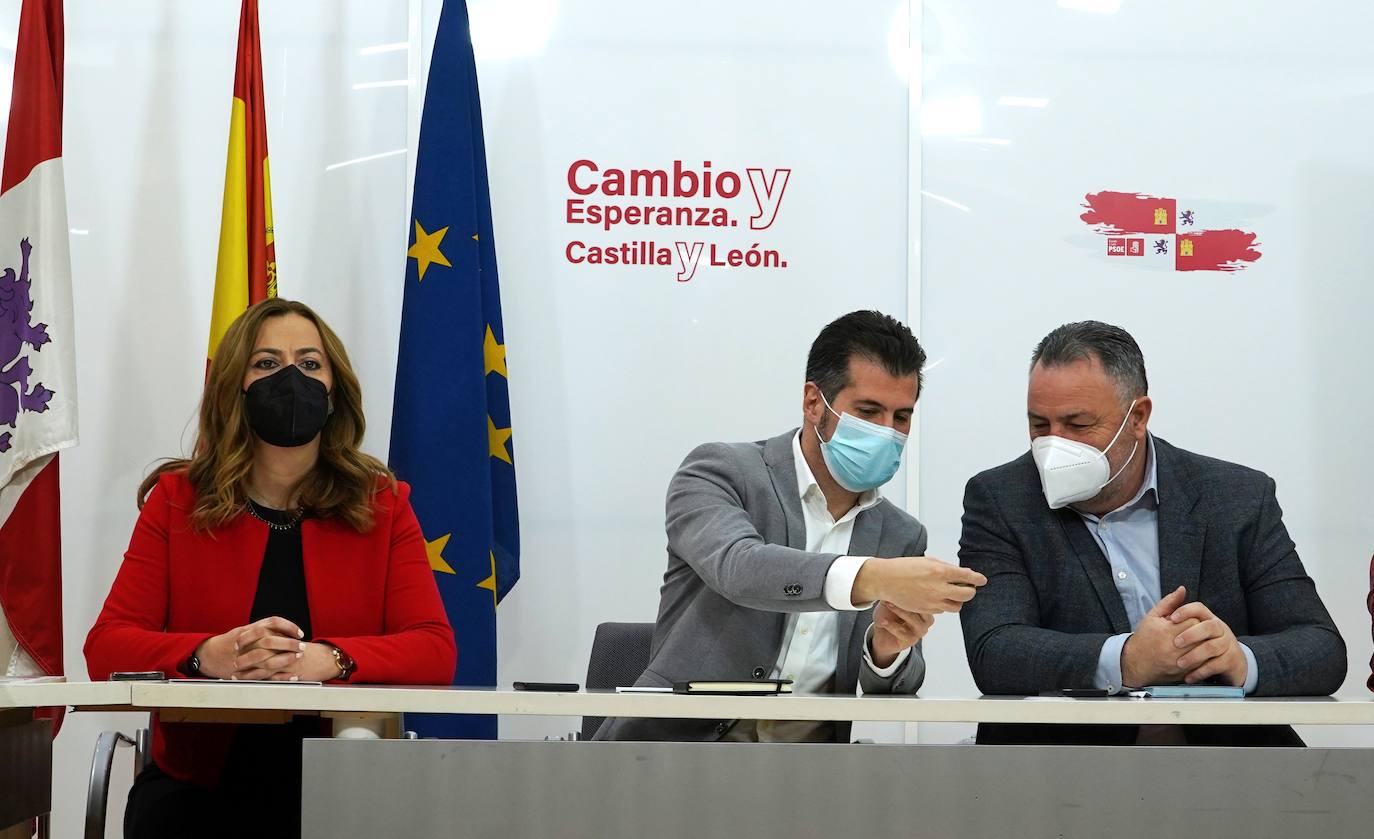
(330, 646), (356, 681)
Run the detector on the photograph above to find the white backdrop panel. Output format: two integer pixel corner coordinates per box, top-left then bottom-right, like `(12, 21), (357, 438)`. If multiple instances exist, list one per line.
(917, 0), (1374, 745)
(452, 0), (913, 739)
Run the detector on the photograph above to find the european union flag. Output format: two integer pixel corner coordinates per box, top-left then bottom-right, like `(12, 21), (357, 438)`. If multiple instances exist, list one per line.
(389, 0), (518, 740)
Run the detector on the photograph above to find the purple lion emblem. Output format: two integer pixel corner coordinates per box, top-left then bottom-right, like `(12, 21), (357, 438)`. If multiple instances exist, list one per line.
(0, 238), (54, 453)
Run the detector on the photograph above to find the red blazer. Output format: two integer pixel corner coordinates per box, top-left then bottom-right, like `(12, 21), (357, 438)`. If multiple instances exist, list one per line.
(84, 471), (456, 787)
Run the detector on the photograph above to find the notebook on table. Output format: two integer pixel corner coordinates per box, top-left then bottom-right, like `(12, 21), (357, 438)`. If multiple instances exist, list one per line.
(672, 679), (793, 696)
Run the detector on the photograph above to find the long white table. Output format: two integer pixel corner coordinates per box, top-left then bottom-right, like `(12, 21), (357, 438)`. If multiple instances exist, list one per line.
(10, 683), (1374, 838)
(3, 680), (1371, 727)
(120, 681), (1374, 726)
(110, 683), (1374, 837)
(0, 680), (131, 709)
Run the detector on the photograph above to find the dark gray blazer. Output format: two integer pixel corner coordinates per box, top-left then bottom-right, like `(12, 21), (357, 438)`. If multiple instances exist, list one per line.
(596, 429), (927, 742)
(958, 435), (1346, 746)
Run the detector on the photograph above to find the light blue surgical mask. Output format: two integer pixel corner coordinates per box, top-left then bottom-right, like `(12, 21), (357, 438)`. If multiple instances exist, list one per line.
(812, 392), (908, 492)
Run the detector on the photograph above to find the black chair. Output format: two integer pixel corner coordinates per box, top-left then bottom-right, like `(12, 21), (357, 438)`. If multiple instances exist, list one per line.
(85, 726), (150, 839)
(580, 621), (654, 740)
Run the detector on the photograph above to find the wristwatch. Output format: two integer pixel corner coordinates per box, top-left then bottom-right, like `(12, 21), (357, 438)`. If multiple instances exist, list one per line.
(183, 651), (203, 678)
(330, 646), (356, 681)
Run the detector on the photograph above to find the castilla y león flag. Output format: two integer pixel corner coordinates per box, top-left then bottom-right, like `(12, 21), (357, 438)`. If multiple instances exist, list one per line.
(208, 0), (276, 363)
(0, 0), (76, 688)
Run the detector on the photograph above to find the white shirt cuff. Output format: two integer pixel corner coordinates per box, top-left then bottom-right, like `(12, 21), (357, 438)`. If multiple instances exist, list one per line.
(1239, 643), (1260, 695)
(1095, 633), (1132, 694)
(824, 556), (872, 611)
(862, 623), (910, 677)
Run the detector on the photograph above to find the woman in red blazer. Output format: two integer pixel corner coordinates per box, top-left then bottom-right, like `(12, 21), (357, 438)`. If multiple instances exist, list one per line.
(85, 298), (455, 839)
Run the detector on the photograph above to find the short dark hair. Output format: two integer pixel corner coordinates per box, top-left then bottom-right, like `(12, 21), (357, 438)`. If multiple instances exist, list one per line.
(1031, 320), (1148, 402)
(806, 310), (926, 401)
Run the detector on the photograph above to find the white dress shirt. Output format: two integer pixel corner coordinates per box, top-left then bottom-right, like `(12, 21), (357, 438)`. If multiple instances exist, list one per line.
(747, 433), (910, 742)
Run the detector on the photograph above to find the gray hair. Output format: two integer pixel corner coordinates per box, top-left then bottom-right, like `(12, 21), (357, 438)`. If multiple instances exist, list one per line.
(1030, 320), (1148, 403)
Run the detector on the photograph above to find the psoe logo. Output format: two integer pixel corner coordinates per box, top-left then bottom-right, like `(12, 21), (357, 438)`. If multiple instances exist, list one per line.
(0, 238), (53, 453)
(1106, 237), (1145, 257)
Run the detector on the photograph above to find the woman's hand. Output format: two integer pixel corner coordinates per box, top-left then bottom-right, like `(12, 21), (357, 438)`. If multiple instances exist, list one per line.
(192, 616), (304, 680)
(263, 642), (344, 682)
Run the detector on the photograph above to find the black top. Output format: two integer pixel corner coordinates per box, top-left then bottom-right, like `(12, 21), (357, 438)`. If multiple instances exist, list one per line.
(245, 499), (312, 638)
(220, 500), (319, 835)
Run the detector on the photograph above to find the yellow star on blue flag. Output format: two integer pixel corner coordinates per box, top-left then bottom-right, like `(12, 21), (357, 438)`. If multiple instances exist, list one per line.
(425, 533), (455, 575)
(407, 220), (452, 281)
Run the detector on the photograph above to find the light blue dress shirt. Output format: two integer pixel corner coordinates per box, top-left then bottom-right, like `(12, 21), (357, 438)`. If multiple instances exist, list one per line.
(1082, 435), (1259, 694)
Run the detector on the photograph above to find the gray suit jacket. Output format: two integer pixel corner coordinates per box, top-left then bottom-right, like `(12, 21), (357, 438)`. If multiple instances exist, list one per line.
(958, 435), (1346, 745)
(596, 429), (928, 742)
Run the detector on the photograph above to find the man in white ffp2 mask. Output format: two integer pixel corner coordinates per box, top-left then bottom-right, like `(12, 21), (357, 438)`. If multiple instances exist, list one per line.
(1030, 396), (1139, 511)
(956, 320), (1345, 747)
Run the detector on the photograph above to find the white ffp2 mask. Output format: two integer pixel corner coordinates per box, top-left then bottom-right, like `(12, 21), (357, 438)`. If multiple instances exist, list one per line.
(1030, 399), (1139, 510)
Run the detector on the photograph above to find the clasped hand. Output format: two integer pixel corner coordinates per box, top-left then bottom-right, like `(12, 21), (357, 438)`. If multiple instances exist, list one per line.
(1121, 586), (1247, 688)
(193, 616), (340, 682)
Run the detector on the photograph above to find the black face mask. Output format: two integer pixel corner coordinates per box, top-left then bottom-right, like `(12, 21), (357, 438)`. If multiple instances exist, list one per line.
(243, 364), (331, 447)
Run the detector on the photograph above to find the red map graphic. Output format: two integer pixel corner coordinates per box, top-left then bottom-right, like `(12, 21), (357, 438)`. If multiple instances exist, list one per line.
(1080, 191), (1262, 273)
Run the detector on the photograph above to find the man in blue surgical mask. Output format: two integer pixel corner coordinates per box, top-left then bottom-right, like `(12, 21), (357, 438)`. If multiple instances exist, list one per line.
(595, 310), (986, 743)
(958, 320), (1345, 746)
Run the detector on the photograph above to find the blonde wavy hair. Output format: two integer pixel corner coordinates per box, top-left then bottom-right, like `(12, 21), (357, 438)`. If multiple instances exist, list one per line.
(139, 298), (395, 532)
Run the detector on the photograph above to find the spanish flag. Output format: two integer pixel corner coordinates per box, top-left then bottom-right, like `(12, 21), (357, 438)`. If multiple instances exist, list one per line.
(208, 0), (275, 362)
